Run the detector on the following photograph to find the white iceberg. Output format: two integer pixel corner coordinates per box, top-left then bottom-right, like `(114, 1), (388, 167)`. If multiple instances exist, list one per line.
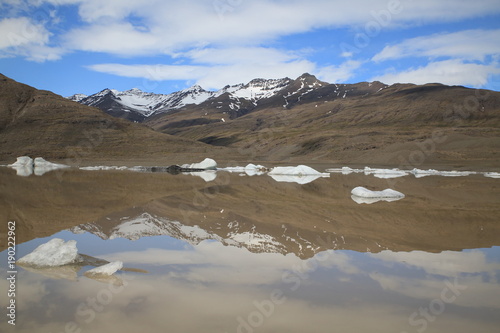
(84, 261), (123, 276)
(8, 156), (33, 168)
(410, 168), (475, 178)
(220, 163), (267, 176)
(268, 165), (328, 176)
(8, 156), (34, 176)
(326, 167), (364, 175)
(80, 165), (129, 171)
(182, 158), (217, 170)
(364, 167), (409, 179)
(33, 157), (70, 176)
(351, 186), (405, 204)
(18, 238), (81, 267)
(8, 156), (70, 176)
(484, 172), (500, 179)
(268, 165), (330, 184)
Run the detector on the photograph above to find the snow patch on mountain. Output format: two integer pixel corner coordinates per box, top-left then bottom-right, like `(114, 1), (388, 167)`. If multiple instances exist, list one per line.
(67, 75), (317, 118)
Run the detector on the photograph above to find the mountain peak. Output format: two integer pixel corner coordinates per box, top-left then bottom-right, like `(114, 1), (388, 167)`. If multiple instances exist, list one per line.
(125, 88), (144, 94)
(67, 93), (88, 102)
(183, 84), (206, 92)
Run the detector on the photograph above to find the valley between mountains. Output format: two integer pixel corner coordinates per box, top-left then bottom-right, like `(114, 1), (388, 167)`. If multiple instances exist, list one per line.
(2, 73), (500, 168)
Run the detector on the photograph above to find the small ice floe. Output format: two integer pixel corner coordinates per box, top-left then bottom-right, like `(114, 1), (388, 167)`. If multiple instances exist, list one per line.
(33, 157), (70, 176)
(268, 165), (330, 184)
(181, 158), (217, 170)
(410, 168), (475, 178)
(8, 156), (33, 176)
(8, 156), (69, 176)
(220, 163), (267, 176)
(84, 261), (123, 277)
(351, 186), (405, 204)
(17, 238), (81, 267)
(80, 166), (129, 171)
(364, 167), (409, 179)
(484, 172), (500, 179)
(326, 166), (357, 174)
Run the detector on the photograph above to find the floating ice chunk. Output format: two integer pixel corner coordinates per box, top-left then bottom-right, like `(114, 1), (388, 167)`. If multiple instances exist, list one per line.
(410, 168), (475, 178)
(484, 172), (500, 178)
(8, 156), (33, 168)
(8, 156), (33, 176)
(33, 157), (69, 176)
(363, 167), (408, 179)
(325, 166), (363, 174)
(182, 158), (217, 170)
(80, 166), (129, 171)
(18, 238), (81, 267)
(220, 164), (267, 176)
(84, 261), (123, 277)
(351, 186), (405, 204)
(8, 156), (69, 176)
(268, 165), (329, 184)
(269, 165), (327, 176)
(351, 186), (405, 198)
(244, 164), (266, 176)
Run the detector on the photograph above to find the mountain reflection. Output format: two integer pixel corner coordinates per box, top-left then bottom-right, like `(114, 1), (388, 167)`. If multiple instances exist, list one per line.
(2, 166), (498, 255)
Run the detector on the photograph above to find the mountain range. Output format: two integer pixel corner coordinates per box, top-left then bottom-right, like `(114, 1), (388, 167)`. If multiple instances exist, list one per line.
(67, 75), (306, 122)
(2, 72), (500, 167)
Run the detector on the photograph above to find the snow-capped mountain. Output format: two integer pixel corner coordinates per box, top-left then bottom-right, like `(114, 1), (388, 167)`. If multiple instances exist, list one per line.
(67, 93), (88, 102)
(68, 85), (216, 122)
(67, 74), (329, 122)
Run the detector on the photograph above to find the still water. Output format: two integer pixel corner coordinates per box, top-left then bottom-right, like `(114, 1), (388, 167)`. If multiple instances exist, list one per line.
(1, 166), (499, 333)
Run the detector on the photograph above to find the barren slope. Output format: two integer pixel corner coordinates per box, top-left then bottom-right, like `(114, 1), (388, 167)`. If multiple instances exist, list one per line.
(0, 74), (224, 164)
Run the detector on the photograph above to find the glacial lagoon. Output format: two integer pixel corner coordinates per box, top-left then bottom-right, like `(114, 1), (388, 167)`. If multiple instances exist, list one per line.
(1, 164), (500, 333)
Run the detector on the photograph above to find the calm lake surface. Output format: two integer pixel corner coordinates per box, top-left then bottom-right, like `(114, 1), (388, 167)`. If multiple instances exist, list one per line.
(1, 165), (499, 333)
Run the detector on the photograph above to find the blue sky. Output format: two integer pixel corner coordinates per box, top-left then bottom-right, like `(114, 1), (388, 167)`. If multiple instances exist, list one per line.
(0, 0), (499, 97)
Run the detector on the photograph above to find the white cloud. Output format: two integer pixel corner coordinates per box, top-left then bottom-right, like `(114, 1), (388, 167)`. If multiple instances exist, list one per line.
(0, 17), (49, 49)
(371, 59), (500, 87)
(316, 60), (363, 83)
(64, 22), (161, 56)
(0, 16), (65, 61)
(373, 29), (500, 62)
(27, 0), (500, 57)
(86, 45), (321, 89)
(87, 55), (316, 90)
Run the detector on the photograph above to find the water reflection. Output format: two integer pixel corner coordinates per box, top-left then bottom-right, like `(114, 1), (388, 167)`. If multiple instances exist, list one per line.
(1, 167), (499, 254)
(1, 166), (500, 333)
(1, 232), (499, 333)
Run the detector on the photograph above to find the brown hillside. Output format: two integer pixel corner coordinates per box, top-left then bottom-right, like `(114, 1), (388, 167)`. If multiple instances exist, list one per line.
(0, 74), (224, 165)
(146, 81), (500, 168)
